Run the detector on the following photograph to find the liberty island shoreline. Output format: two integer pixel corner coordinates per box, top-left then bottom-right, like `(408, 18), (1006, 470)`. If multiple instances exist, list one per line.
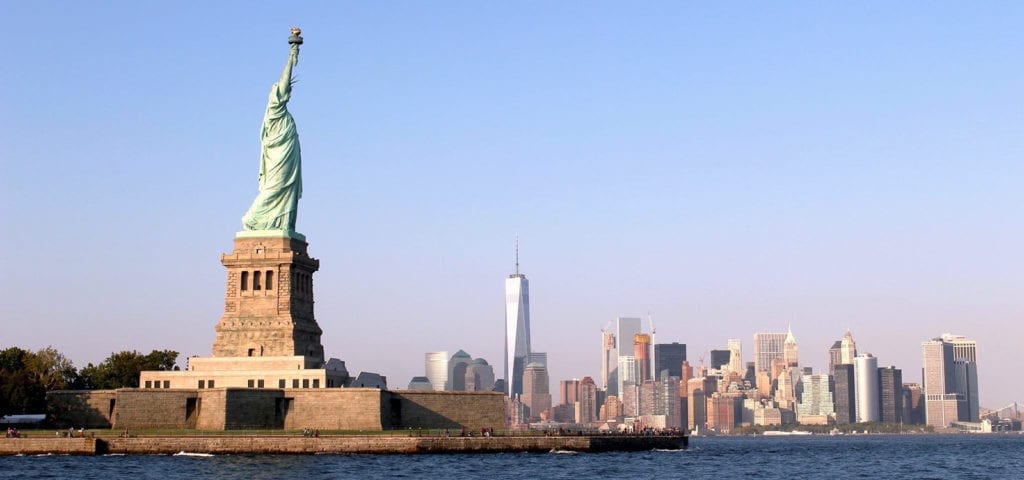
(0, 432), (686, 456)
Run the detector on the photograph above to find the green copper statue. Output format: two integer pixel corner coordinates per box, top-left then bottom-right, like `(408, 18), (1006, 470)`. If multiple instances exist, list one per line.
(241, 28), (305, 235)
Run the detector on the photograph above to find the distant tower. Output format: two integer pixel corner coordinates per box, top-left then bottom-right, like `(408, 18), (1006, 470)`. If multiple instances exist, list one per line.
(504, 236), (531, 397)
(753, 332), (787, 373)
(425, 351), (449, 392)
(727, 339), (743, 375)
(617, 354), (639, 403)
(922, 339), (958, 427)
(840, 330), (857, 365)
(466, 358), (496, 392)
(828, 341), (843, 374)
(833, 363), (856, 424)
(634, 333), (652, 382)
(614, 317), (642, 395)
(522, 362), (551, 421)
(407, 376), (433, 391)
(578, 377), (599, 423)
(559, 379), (581, 406)
(878, 366), (904, 423)
(942, 333), (980, 421)
(447, 350), (472, 391)
(923, 334), (979, 426)
(783, 326), (799, 367)
(854, 354), (880, 422)
(654, 342), (686, 379)
(601, 330), (616, 392)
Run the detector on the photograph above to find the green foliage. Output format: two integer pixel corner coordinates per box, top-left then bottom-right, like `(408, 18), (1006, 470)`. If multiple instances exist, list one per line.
(0, 346), (79, 416)
(77, 350), (179, 389)
(1, 346), (180, 416)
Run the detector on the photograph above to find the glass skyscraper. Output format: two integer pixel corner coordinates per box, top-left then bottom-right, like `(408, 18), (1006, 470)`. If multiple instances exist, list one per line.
(505, 258), (531, 397)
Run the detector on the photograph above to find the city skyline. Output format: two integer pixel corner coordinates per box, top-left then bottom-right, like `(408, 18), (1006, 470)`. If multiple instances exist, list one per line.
(2, 3), (1021, 409)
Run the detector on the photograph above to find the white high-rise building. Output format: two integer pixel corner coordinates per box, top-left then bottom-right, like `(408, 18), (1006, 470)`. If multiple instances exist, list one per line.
(783, 326), (799, 367)
(425, 351), (448, 392)
(797, 373), (835, 419)
(617, 354), (639, 401)
(922, 339), (958, 427)
(854, 354), (879, 422)
(505, 240), (531, 397)
(727, 339), (743, 375)
(840, 330), (857, 365)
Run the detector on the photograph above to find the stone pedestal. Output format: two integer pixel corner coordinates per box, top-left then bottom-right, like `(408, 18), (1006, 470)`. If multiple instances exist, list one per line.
(212, 231), (324, 367)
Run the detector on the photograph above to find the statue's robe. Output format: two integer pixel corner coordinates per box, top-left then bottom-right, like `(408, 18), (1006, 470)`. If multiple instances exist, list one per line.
(242, 51), (302, 232)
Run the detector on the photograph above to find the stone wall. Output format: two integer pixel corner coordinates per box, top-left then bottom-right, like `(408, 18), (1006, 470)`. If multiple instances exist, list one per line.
(223, 388), (284, 429)
(96, 435), (684, 455)
(196, 389), (228, 430)
(3, 435), (687, 456)
(47, 390), (117, 428)
(47, 388), (507, 432)
(114, 389), (200, 429)
(0, 438), (97, 455)
(388, 391), (506, 430)
(281, 388), (384, 430)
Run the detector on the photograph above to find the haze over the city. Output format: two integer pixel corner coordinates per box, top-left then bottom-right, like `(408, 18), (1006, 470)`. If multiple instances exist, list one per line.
(2, 2), (1021, 408)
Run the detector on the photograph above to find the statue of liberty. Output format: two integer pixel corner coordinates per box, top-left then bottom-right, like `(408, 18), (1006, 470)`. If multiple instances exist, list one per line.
(241, 28), (305, 236)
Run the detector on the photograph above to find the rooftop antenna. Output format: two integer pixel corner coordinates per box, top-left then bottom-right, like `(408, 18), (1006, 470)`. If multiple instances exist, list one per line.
(515, 233), (520, 275)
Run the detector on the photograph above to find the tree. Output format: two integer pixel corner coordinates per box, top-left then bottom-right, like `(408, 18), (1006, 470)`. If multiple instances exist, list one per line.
(78, 350), (179, 389)
(0, 346), (73, 415)
(25, 346), (79, 391)
(0, 347), (34, 416)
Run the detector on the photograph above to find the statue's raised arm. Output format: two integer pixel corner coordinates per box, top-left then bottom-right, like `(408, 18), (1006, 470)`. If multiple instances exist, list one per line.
(240, 28), (305, 237)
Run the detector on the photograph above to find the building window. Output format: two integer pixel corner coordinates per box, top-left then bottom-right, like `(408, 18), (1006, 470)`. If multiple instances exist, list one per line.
(292, 379), (299, 388)
(266, 271), (273, 290)
(199, 380), (205, 389)
(241, 271), (249, 291)
(145, 381), (152, 388)
(253, 271), (262, 290)
(248, 379), (255, 388)
(257, 379), (265, 388)
(163, 381), (170, 388)
(208, 380), (215, 388)
(302, 379), (309, 388)
(279, 379), (286, 388)
(248, 348), (255, 357)
(312, 379), (320, 388)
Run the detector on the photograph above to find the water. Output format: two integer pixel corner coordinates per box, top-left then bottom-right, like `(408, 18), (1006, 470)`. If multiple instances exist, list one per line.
(2, 435), (1023, 479)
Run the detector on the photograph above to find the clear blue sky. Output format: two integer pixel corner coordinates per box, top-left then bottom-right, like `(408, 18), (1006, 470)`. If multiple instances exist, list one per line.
(2, 2), (1021, 407)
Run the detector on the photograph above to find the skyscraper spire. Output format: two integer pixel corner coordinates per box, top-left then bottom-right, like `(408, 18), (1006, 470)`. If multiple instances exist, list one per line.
(505, 234), (531, 397)
(515, 233), (520, 275)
